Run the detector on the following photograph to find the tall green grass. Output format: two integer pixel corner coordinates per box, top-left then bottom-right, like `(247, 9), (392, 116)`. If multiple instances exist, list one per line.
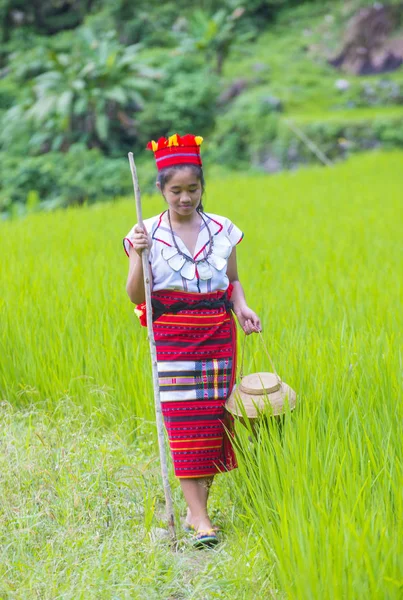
(1, 151), (402, 598)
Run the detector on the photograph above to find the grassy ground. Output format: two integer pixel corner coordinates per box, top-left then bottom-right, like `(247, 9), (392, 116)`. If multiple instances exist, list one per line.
(1, 151), (402, 598)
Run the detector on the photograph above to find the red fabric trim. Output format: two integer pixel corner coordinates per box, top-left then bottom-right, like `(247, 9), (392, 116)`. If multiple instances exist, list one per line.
(155, 155), (202, 170)
(154, 237), (171, 247)
(153, 145), (202, 171)
(155, 211), (165, 229)
(193, 243), (208, 260)
(152, 211), (172, 247)
(207, 216), (224, 234)
(193, 216), (224, 260)
(134, 303), (147, 326)
(147, 134), (201, 152)
(155, 144), (200, 156)
(123, 237), (133, 257)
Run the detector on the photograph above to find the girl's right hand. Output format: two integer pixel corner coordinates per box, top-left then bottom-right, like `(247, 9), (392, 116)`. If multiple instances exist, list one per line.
(132, 224), (152, 256)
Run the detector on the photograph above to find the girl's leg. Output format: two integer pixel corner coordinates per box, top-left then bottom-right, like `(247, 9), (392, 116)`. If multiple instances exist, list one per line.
(180, 476), (214, 532)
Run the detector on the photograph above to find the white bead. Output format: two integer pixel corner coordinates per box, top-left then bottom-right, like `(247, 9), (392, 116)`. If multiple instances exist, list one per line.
(168, 253), (186, 271)
(181, 261), (196, 280)
(197, 260), (213, 280)
(161, 246), (179, 260)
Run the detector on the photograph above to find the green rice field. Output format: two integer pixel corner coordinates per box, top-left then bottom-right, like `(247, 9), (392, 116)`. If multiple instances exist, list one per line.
(0, 151), (402, 599)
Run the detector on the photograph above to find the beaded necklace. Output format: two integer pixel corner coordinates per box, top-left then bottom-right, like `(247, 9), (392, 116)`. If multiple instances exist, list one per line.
(167, 209), (214, 263)
(161, 210), (231, 282)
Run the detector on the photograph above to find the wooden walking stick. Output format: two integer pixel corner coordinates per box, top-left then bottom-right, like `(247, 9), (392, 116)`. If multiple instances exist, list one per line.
(128, 152), (176, 542)
(283, 119), (334, 167)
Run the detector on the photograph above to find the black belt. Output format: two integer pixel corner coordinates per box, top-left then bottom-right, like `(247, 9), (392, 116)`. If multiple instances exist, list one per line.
(151, 291), (233, 322)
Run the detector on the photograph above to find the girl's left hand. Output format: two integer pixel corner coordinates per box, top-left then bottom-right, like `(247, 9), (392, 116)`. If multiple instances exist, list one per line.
(235, 306), (262, 335)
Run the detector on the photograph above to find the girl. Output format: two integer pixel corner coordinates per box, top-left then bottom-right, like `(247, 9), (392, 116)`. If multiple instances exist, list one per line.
(123, 133), (261, 547)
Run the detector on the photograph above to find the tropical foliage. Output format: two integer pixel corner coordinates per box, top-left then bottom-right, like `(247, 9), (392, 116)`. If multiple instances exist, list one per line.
(2, 28), (159, 155)
(0, 0), (402, 216)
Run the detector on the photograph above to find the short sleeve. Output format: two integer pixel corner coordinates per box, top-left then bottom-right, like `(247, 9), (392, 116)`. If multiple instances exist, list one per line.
(226, 219), (244, 247)
(122, 216), (156, 258)
(123, 225), (135, 257)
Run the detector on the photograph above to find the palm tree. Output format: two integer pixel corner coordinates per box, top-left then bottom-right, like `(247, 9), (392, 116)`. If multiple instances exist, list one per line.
(179, 8), (247, 75)
(18, 28), (160, 153)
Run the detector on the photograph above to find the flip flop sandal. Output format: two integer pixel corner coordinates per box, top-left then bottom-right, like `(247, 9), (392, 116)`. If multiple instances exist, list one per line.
(183, 522), (195, 534)
(183, 522), (220, 534)
(191, 529), (219, 549)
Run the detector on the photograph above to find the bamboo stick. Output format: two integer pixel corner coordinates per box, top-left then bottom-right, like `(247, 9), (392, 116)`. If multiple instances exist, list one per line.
(127, 152), (176, 542)
(283, 119), (334, 167)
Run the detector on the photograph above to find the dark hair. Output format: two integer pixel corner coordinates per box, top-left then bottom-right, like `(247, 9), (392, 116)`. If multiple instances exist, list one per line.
(157, 163), (205, 212)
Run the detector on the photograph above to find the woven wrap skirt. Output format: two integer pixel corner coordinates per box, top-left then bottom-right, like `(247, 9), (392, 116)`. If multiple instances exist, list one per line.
(138, 286), (238, 478)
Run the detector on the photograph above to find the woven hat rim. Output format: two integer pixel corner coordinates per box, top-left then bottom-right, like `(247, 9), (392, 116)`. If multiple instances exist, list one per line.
(226, 378), (296, 418)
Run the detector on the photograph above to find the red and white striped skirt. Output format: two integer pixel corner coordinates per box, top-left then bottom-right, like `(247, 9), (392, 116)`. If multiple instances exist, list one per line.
(146, 287), (238, 478)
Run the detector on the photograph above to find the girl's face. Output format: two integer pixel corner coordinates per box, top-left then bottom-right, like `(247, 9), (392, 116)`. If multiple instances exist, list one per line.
(157, 167), (202, 217)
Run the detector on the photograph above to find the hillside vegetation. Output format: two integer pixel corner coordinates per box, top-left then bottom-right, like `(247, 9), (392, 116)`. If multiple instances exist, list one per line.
(0, 0), (402, 216)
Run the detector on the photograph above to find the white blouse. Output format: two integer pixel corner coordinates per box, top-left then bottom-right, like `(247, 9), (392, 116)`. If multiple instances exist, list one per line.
(123, 211), (243, 294)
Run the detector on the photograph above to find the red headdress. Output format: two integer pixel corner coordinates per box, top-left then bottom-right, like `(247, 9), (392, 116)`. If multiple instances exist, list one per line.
(146, 133), (203, 171)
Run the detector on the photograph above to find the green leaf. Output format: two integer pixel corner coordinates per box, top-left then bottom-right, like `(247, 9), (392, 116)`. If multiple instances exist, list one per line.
(57, 91), (73, 116)
(104, 87), (127, 104)
(51, 134), (64, 151)
(27, 96), (57, 122)
(72, 79), (86, 92)
(106, 51), (118, 70)
(123, 78), (153, 91)
(74, 97), (88, 115)
(95, 113), (108, 141)
(79, 62), (96, 78)
(35, 71), (62, 85)
(127, 90), (144, 109)
(124, 44), (142, 54)
(98, 41), (109, 65)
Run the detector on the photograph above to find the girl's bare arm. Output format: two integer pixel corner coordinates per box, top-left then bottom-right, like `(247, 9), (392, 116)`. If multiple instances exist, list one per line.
(226, 247), (261, 335)
(125, 225), (152, 304)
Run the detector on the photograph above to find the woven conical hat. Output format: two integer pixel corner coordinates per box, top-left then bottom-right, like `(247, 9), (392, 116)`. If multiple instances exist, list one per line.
(226, 372), (296, 418)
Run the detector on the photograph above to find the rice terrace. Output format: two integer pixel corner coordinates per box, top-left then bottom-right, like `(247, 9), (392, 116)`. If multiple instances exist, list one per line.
(1, 0), (403, 598)
(1, 150), (402, 598)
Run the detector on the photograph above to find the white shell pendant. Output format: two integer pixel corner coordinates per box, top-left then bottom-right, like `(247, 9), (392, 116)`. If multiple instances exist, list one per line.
(212, 235), (232, 259)
(180, 261), (196, 280)
(208, 254), (227, 271)
(161, 246), (178, 260)
(168, 253), (186, 271)
(197, 260), (213, 280)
